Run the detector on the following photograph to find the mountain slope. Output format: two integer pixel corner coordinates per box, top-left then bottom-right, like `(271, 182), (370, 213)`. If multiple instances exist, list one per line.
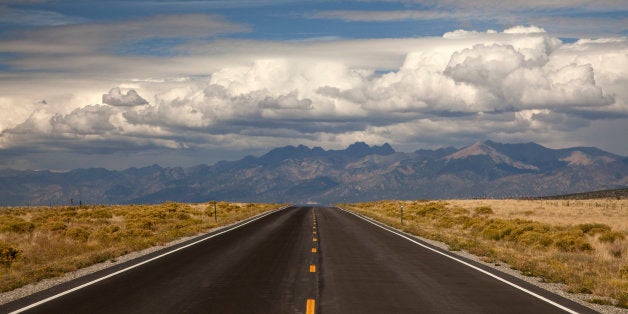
(0, 141), (626, 205)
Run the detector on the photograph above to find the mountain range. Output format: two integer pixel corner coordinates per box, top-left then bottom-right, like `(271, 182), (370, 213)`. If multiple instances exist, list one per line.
(1, 141), (626, 205)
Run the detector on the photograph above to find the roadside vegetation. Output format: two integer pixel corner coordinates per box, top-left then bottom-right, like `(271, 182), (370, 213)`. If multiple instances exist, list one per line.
(340, 199), (628, 308)
(0, 202), (280, 293)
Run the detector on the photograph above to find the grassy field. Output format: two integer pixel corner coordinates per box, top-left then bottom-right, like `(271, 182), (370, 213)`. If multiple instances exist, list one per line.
(340, 199), (628, 308)
(0, 202), (280, 293)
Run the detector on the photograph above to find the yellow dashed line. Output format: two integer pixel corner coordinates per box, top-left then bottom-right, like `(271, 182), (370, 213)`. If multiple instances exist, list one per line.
(312, 247), (317, 253)
(313, 238), (317, 242)
(306, 299), (315, 314)
(310, 264), (316, 272)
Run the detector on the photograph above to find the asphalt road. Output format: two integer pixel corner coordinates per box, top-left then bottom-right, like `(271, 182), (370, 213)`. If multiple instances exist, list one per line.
(1, 206), (598, 314)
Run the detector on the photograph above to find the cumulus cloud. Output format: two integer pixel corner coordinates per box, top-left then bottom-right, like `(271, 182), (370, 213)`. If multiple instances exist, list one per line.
(1, 25), (627, 169)
(115, 28), (623, 147)
(103, 87), (149, 107)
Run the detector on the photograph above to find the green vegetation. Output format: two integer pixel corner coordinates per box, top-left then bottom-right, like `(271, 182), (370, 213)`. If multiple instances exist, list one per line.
(341, 200), (628, 308)
(0, 202), (279, 293)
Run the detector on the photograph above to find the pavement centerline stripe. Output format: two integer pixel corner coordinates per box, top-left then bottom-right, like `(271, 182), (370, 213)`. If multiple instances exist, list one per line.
(306, 299), (315, 314)
(310, 265), (316, 272)
(312, 248), (317, 253)
(313, 237), (317, 242)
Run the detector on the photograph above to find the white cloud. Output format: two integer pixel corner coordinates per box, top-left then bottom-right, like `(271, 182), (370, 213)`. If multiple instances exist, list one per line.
(1, 25), (627, 169)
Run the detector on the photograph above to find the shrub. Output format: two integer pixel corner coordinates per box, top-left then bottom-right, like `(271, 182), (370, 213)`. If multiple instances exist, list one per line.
(0, 217), (35, 233)
(43, 221), (67, 232)
(598, 231), (625, 243)
(415, 203), (444, 217)
(481, 219), (514, 241)
(554, 230), (593, 252)
(474, 206), (493, 215)
(65, 227), (91, 242)
(0, 242), (20, 267)
(515, 231), (554, 248)
(77, 208), (112, 219)
(578, 223), (611, 235)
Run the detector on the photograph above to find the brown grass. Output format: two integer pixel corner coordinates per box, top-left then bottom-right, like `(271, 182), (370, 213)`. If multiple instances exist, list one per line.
(340, 199), (628, 308)
(0, 202), (280, 293)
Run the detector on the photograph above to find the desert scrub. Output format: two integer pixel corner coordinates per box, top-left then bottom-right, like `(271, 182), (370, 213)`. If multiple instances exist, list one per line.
(0, 202), (280, 293)
(342, 199), (628, 308)
(0, 242), (20, 267)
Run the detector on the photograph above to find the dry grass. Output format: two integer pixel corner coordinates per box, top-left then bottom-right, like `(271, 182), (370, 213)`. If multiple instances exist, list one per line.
(341, 199), (628, 309)
(0, 202), (280, 293)
(449, 199), (628, 231)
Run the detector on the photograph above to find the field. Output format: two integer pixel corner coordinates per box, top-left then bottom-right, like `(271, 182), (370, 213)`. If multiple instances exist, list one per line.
(340, 199), (628, 308)
(0, 202), (280, 293)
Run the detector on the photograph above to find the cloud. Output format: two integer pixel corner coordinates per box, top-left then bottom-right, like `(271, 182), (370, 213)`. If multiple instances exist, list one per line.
(0, 14), (249, 55)
(1, 25), (627, 169)
(311, 10), (463, 22)
(103, 87), (149, 107)
(309, 5), (628, 38)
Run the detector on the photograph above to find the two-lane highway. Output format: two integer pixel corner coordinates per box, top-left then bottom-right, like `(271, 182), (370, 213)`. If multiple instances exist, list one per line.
(1, 206), (598, 313)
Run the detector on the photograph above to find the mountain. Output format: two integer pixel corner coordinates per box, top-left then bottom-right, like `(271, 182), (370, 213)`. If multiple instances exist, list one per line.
(0, 141), (626, 205)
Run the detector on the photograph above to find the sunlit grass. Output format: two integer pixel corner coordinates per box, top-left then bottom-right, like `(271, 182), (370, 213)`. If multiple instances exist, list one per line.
(340, 199), (628, 308)
(0, 202), (280, 293)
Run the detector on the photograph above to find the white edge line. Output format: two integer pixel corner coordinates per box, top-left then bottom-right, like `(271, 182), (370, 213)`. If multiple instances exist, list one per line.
(10, 206), (292, 314)
(337, 207), (581, 314)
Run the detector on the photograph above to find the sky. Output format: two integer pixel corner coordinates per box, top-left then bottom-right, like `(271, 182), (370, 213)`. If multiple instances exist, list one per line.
(0, 0), (627, 170)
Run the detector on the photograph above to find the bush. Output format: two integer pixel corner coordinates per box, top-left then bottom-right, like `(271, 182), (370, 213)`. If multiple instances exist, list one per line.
(0, 217), (35, 233)
(43, 221), (67, 232)
(0, 242), (20, 267)
(65, 227), (91, 242)
(554, 230), (593, 252)
(578, 223), (611, 235)
(598, 231), (625, 243)
(474, 206), (493, 215)
(516, 231), (554, 248)
(415, 203), (444, 217)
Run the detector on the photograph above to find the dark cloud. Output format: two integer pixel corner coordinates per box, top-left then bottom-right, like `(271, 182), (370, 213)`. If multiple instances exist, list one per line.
(103, 87), (148, 107)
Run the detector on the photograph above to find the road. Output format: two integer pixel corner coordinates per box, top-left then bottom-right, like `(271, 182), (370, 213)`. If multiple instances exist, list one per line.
(1, 206), (598, 314)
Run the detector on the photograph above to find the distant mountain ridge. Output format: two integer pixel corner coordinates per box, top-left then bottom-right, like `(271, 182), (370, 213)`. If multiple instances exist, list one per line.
(0, 141), (626, 205)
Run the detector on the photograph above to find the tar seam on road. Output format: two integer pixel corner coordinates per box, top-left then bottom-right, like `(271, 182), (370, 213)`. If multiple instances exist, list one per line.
(337, 207), (582, 314)
(9, 206), (293, 314)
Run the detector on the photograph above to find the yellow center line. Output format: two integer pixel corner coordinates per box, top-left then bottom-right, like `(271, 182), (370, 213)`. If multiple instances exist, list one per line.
(313, 238), (317, 242)
(311, 247), (317, 253)
(306, 299), (315, 314)
(310, 264), (316, 272)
